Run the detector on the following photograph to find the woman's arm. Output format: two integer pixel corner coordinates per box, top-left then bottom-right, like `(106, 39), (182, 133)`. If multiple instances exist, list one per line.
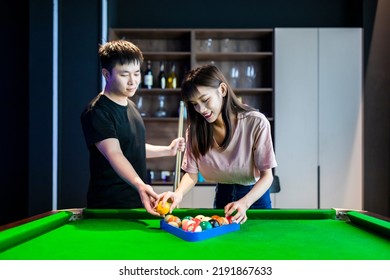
(238, 169), (274, 209)
(159, 172), (198, 211)
(225, 169), (274, 223)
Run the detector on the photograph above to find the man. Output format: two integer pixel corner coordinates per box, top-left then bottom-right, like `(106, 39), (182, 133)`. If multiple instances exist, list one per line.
(81, 40), (184, 215)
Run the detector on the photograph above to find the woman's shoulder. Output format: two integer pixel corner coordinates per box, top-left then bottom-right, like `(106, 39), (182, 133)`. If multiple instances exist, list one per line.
(238, 110), (269, 124)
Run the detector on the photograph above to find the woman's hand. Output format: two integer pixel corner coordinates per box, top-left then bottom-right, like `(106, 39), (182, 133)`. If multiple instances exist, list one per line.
(224, 200), (249, 224)
(158, 191), (183, 213)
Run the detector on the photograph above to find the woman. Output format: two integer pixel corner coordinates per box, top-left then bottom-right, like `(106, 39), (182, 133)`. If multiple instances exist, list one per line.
(160, 64), (277, 223)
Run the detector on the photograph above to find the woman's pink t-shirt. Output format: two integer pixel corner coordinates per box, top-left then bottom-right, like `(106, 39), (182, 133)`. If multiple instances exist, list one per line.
(182, 111), (277, 185)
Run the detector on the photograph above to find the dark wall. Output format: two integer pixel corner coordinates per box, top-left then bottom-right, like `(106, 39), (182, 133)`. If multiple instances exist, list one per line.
(1, 0), (388, 226)
(1, 0), (101, 225)
(29, 0), (54, 219)
(363, 0), (390, 216)
(57, 0), (101, 209)
(110, 0), (362, 28)
(0, 2), (29, 225)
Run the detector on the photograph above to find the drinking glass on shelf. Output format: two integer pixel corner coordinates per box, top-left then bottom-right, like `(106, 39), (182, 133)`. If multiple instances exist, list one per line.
(136, 95), (149, 117)
(230, 64), (240, 88)
(220, 38), (231, 53)
(154, 95), (168, 117)
(200, 38), (214, 52)
(244, 63), (256, 88)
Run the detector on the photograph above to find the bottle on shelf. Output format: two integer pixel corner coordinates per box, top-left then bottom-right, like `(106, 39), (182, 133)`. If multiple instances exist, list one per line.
(158, 62), (166, 89)
(167, 63), (177, 89)
(144, 60), (153, 89)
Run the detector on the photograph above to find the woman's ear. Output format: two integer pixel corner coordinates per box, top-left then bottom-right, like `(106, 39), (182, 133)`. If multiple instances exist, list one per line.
(219, 82), (228, 97)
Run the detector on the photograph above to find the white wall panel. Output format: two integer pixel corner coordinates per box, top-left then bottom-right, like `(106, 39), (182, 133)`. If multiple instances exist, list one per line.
(318, 29), (363, 209)
(274, 28), (363, 209)
(274, 28), (319, 208)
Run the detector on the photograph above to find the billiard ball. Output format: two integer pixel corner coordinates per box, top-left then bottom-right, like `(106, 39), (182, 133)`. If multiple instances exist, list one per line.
(226, 215), (234, 224)
(201, 216), (212, 222)
(182, 216), (193, 221)
(216, 217), (228, 226)
(187, 221), (202, 232)
(168, 221), (179, 228)
(182, 219), (195, 231)
(195, 214), (205, 220)
(209, 219), (220, 228)
(156, 201), (170, 215)
(192, 217), (202, 224)
(165, 215), (182, 227)
(199, 221), (212, 230)
(164, 214), (174, 222)
(172, 216), (182, 227)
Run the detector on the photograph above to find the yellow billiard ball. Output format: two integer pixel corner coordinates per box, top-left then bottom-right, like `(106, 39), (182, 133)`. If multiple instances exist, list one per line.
(156, 201), (170, 215)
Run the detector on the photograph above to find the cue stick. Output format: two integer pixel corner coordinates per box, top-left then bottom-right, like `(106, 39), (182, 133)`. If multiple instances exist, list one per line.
(174, 101), (185, 192)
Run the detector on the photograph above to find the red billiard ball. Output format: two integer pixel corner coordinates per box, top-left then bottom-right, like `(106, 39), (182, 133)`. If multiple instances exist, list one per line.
(182, 219), (195, 231)
(192, 217), (202, 224)
(187, 222), (202, 232)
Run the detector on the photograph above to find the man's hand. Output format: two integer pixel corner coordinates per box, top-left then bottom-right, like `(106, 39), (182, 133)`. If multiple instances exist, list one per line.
(169, 137), (185, 156)
(137, 183), (161, 216)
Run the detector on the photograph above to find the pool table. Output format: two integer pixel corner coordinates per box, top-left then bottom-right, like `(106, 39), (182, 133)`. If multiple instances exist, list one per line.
(0, 208), (389, 260)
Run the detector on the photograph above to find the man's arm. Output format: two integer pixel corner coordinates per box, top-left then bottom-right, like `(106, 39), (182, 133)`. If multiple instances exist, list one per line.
(96, 138), (160, 215)
(145, 137), (185, 158)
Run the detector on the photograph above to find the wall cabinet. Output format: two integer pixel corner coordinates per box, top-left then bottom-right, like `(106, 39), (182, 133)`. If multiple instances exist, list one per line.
(109, 28), (274, 188)
(273, 28), (363, 209)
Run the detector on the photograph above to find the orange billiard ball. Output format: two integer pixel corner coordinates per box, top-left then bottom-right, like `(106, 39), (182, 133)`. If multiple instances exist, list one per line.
(216, 216), (228, 226)
(164, 214), (174, 222)
(168, 221), (179, 228)
(167, 215), (182, 227)
(156, 201), (170, 215)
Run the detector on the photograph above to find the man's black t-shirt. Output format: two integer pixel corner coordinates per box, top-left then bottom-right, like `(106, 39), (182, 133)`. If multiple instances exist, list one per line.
(81, 94), (146, 208)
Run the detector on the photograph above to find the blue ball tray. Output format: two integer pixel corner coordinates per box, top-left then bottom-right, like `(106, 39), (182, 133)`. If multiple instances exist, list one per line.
(160, 219), (240, 242)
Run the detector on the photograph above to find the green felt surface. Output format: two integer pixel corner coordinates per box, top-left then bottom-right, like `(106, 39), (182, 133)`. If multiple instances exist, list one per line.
(1, 209), (389, 260)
